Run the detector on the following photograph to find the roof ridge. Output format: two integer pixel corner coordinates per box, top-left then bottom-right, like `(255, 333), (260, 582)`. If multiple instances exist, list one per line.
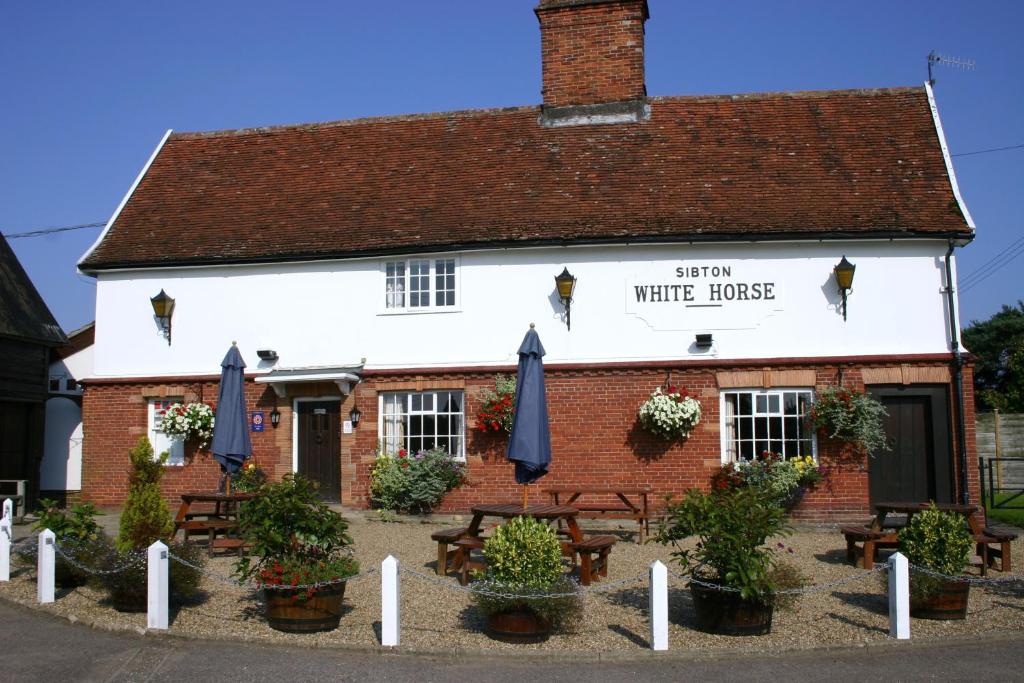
(171, 85), (925, 140)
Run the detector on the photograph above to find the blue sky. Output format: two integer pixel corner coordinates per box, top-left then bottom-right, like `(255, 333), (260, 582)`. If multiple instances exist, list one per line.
(2, 0), (1021, 333)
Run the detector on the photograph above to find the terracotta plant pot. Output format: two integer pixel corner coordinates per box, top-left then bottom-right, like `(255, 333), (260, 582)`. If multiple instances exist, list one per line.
(264, 581), (346, 633)
(690, 581), (774, 636)
(485, 607), (553, 643)
(910, 578), (969, 620)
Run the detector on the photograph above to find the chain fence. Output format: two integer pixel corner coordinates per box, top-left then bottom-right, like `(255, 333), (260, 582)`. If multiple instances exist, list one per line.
(399, 565), (648, 599)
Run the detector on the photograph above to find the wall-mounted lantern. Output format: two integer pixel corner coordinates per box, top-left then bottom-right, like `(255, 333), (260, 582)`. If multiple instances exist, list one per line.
(270, 408), (281, 428)
(150, 289), (175, 345)
(349, 405), (362, 427)
(554, 267), (577, 330)
(833, 256), (856, 322)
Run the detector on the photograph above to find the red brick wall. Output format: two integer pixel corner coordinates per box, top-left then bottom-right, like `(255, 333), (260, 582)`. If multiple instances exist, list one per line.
(80, 357), (980, 525)
(80, 379), (286, 506)
(536, 0), (647, 108)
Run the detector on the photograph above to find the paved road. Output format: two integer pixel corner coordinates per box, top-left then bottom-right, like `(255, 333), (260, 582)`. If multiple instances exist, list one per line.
(2, 600), (1022, 682)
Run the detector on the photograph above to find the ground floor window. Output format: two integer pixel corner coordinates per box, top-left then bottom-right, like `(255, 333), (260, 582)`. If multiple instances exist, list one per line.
(380, 390), (464, 458)
(148, 398), (185, 465)
(721, 388), (815, 462)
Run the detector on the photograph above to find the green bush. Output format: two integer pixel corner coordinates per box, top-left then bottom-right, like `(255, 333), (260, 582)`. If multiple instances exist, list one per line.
(235, 474), (358, 599)
(117, 437), (174, 552)
(898, 503), (973, 597)
(656, 487), (796, 604)
(28, 499), (105, 587)
(369, 447), (465, 513)
(472, 516), (583, 630)
(97, 436), (204, 610)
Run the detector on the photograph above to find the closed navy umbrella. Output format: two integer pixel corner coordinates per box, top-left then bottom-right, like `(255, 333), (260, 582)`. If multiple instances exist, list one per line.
(211, 343), (253, 487)
(506, 324), (552, 507)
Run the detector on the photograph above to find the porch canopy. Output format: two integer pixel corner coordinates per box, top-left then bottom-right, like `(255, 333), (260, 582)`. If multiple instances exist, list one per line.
(254, 366), (362, 398)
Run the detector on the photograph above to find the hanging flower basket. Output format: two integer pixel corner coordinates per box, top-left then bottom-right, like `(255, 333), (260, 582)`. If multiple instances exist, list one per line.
(475, 374), (516, 433)
(808, 386), (888, 456)
(638, 385), (701, 441)
(159, 402), (215, 449)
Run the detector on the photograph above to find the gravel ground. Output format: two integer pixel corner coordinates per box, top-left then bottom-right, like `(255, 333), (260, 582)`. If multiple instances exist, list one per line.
(3, 513), (1022, 653)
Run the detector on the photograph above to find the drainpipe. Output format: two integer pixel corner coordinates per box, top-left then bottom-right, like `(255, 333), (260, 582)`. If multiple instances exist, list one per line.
(945, 241), (970, 504)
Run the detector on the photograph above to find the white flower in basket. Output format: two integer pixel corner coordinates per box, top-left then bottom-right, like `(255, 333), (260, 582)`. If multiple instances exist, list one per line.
(638, 386), (701, 441)
(159, 402), (215, 449)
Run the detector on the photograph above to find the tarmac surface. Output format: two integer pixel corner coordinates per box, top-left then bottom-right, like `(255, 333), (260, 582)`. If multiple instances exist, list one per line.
(2, 599), (1023, 682)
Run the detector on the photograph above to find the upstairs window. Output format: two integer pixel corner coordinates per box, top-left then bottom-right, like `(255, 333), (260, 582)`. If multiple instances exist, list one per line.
(384, 258), (458, 311)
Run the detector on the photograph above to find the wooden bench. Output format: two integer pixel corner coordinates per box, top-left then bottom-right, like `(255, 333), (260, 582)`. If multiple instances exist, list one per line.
(544, 487), (652, 542)
(570, 534), (617, 586)
(976, 527), (1017, 574)
(454, 537), (487, 586)
(430, 526), (470, 576)
(841, 526), (898, 569)
(175, 518), (235, 542)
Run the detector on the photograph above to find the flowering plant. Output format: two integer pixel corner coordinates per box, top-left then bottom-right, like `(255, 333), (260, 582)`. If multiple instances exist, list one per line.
(808, 386), (888, 455)
(231, 462), (267, 493)
(638, 385), (701, 440)
(711, 452), (826, 509)
(159, 402), (215, 448)
(369, 446), (466, 513)
(475, 374), (516, 433)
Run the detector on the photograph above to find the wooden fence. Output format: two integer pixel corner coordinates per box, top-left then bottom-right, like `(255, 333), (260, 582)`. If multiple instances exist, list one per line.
(977, 411), (1024, 489)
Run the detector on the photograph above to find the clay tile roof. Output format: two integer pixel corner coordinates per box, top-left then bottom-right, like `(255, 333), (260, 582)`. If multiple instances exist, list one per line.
(79, 87), (973, 272)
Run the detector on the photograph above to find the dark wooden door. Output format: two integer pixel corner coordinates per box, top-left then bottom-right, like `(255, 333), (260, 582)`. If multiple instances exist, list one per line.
(868, 385), (953, 505)
(297, 401), (341, 502)
(0, 400), (32, 480)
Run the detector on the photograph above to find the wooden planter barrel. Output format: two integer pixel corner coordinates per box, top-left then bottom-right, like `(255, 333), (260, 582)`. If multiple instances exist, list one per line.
(910, 579), (969, 620)
(485, 607), (552, 643)
(264, 582), (346, 633)
(690, 581), (774, 636)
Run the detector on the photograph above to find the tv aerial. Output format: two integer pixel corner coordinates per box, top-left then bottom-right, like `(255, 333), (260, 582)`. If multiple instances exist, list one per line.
(928, 50), (975, 86)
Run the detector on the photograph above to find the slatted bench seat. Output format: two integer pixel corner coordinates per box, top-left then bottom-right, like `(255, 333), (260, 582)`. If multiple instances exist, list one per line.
(430, 527), (470, 576)
(977, 528), (1017, 574)
(841, 526), (898, 569)
(454, 536), (487, 585)
(570, 534), (617, 586)
(175, 518), (235, 541)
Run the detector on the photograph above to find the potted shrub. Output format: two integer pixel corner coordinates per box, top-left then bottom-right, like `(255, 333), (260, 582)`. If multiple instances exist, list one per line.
(95, 437), (204, 611)
(235, 474), (359, 633)
(471, 516), (582, 642)
(898, 504), (974, 620)
(656, 487), (806, 635)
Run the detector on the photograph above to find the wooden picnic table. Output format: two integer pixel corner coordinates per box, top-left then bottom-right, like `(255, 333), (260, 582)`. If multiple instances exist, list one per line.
(467, 503), (584, 543)
(174, 491), (257, 555)
(844, 501), (1015, 573)
(543, 485), (652, 542)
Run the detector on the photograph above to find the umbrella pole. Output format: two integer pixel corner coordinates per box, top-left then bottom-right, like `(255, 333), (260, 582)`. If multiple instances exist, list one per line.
(522, 484), (528, 510)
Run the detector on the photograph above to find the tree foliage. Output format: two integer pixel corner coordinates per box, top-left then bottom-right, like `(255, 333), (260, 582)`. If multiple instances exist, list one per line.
(962, 302), (1024, 412)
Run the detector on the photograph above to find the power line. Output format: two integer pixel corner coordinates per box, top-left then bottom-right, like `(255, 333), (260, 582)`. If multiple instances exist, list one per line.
(959, 235), (1024, 286)
(952, 143), (1024, 158)
(2, 221), (106, 239)
(961, 241), (1024, 293)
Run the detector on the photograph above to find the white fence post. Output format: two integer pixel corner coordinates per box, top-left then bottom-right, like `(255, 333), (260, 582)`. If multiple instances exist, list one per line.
(649, 560), (668, 651)
(0, 507), (10, 582)
(2, 499), (11, 523)
(148, 540), (169, 630)
(381, 555), (400, 647)
(888, 551), (910, 639)
(37, 529), (55, 604)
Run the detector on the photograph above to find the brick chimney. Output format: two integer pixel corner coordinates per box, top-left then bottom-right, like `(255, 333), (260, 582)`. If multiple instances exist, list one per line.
(535, 0), (649, 112)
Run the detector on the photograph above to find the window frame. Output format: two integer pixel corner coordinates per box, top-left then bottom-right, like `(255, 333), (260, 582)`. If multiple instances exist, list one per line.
(718, 387), (817, 464)
(379, 256), (461, 314)
(377, 389), (466, 460)
(148, 398), (186, 466)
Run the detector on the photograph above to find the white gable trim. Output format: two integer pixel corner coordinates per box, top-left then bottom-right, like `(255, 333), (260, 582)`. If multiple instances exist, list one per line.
(77, 129), (174, 275)
(924, 82), (976, 231)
